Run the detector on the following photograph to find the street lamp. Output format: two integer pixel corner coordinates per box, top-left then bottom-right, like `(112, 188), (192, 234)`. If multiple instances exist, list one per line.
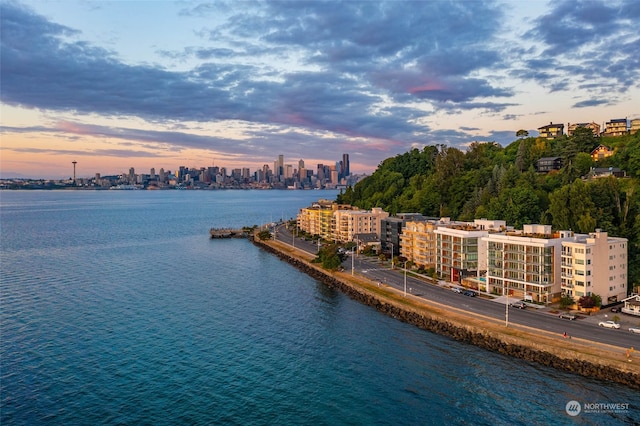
(504, 282), (509, 327)
(390, 242), (394, 270)
(404, 260), (408, 297)
(351, 246), (355, 276)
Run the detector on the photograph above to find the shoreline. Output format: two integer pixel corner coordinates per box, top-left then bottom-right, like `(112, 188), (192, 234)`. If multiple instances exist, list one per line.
(252, 235), (640, 390)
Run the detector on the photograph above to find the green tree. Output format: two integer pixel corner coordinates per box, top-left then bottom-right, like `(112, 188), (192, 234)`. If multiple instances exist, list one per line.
(559, 294), (574, 309)
(516, 129), (529, 138)
(548, 179), (596, 232)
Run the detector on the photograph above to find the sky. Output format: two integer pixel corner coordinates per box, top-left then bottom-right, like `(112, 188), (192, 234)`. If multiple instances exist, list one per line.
(1, 0), (639, 179)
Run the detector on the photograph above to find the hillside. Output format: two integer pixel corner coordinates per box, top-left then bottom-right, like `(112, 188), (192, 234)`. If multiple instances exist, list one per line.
(337, 129), (640, 290)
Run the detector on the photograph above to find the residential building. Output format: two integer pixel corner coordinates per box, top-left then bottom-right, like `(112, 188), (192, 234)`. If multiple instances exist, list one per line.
(297, 199), (341, 240)
(381, 213), (425, 257)
(585, 167), (626, 179)
(619, 295), (640, 317)
(561, 229), (627, 305)
(332, 207), (389, 243)
(537, 122), (564, 139)
(603, 118), (627, 137)
(485, 225), (574, 304)
(567, 122), (600, 137)
(630, 119), (640, 135)
(590, 144), (613, 161)
(435, 219), (506, 283)
(401, 218), (447, 269)
(535, 157), (563, 173)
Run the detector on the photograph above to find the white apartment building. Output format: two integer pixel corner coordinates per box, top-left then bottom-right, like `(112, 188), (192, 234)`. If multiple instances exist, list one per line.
(434, 219), (506, 282)
(332, 207), (389, 243)
(484, 225), (574, 303)
(561, 229), (628, 304)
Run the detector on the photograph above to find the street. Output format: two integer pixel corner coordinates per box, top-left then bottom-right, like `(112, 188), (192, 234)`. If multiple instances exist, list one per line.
(273, 224), (640, 350)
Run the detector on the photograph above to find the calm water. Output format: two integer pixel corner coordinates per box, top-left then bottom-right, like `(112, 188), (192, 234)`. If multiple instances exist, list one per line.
(1, 190), (638, 425)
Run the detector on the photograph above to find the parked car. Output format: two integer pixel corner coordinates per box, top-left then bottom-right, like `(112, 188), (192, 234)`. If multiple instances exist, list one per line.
(509, 301), (527, 309)
(598, 321), (620, 329)
(559, 313), (577, 320)
(610, 306), (622, 313)
(451, 287), (463, 294)
(629, 327), (640, 334)
(463, 290), (477, 297)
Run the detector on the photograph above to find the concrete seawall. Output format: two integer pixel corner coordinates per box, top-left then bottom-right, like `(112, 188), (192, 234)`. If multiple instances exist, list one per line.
(252, 236), (640, 390)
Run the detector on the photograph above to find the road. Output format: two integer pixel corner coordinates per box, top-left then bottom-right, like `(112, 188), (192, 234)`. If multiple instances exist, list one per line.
(273, 224), (639, 350)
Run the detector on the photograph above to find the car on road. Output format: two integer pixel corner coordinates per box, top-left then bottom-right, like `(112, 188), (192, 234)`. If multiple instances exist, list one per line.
(509, 301), (527, 309)
(629, 327), (640, 334)
(463, 290), (477, 297)
(598, 321), (620, 329)
(451, 287), (463, 294)
(610, 306), (622, 313)
(559, 313), (577, 320)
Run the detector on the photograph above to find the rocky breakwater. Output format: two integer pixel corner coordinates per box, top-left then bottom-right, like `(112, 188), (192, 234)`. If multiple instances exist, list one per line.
(252, 235), (640, 390)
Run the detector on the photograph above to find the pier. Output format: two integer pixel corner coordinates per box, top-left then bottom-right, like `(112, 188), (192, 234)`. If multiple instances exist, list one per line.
(209, 228), (248, 239)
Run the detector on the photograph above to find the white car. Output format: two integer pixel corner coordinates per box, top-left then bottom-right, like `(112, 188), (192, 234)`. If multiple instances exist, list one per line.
(598, 321), (621, 329)
(629, 327), (640, 334)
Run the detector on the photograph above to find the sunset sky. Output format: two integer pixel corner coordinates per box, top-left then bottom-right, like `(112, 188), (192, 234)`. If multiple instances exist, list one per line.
(1, 0), (639, 179)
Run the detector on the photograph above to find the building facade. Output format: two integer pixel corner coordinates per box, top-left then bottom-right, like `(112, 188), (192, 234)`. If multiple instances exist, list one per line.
(434, 219), (506, 283)
(484, 225), (573, 303)
(567, 122), (600, 137)
(332, 207), (389, 243)
(538, 122), (564, 139)
(561, 229), (628, 305)
(603, 118), (627, 137)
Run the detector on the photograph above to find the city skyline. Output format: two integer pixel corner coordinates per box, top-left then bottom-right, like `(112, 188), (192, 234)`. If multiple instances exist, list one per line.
(1, 1), (639, 179)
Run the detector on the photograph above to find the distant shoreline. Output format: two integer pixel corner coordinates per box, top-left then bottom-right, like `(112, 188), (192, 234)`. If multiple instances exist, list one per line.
(252, 234), (640, 391)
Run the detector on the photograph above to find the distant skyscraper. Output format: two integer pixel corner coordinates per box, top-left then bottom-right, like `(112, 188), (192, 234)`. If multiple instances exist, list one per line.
(342, 153), (350, 177)
(277, 154), (284, 178)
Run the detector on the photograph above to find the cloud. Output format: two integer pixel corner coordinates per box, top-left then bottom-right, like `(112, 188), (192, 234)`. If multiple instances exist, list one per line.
(520, 0), (640, 93)
(1, 0), (637, 177)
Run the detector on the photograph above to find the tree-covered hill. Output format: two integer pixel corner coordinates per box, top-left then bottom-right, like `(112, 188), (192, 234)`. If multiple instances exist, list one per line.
(337, 130), (640, 290)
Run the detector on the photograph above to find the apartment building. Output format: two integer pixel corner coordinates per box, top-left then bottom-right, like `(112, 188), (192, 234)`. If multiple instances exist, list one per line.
(332, 207), (389, 243)
(401, 219), (441, 269)
(630, 119), (640, 135)
(297, 199), (342, 240)
(561, 229), (628, 305)
(381, 214), (425, 257)
(484, 225), (574, 304)
(603, 118), (627, 137)
(434, 219), (506, 283)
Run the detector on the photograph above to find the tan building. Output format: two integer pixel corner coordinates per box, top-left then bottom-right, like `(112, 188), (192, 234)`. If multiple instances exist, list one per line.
(400, 219), (446, 269)
(332, 207), (389, 243)
(484, 225), (574, 304)
(603, 118), (627, 136)
(630, 119), (640, 135)
(567, 122), (600, 136)
(561, 229), (628, 305)
(297, 199), (346, 240)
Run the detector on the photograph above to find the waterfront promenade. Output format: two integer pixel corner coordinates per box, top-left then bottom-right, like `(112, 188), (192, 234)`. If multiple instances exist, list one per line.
(252, 231), (640, 390)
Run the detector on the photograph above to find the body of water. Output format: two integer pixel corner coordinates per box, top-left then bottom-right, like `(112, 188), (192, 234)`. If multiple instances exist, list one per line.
(1, 190), (638, 425)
